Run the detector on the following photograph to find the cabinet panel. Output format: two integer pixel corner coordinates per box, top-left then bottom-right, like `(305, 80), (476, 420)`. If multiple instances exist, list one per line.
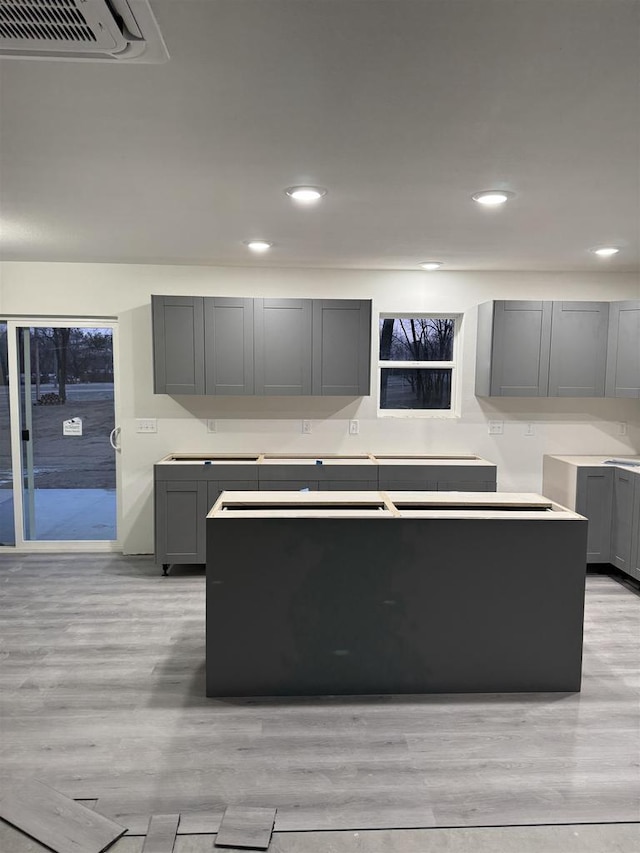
(204, 297), (254, 395)
(611, 469), (635, 571)
(152, 295), (205, 394)
(629, 479), (640, 582)
(155, 480), (207, 563)
(259, 480), (319, 491)
(254, 299), (313, 395)
(324, 479), (378, 491)
(312, 300), (372, 395)
(489, 301), (552, 397)
(548, 302), (609, 397)
(575, 467), (614, 563)
(605, 300), (640, 398)
(207, 480), (259, 514)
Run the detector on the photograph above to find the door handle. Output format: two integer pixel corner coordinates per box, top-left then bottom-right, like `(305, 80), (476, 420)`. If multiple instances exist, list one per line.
(109, 426), (121, 451)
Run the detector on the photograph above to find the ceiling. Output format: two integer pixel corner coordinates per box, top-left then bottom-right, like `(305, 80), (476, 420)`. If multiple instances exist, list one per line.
(0, 0), (639, 272)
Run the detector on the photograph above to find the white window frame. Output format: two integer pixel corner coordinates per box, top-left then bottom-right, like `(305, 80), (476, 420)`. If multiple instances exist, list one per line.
(377, 313), (462, 418)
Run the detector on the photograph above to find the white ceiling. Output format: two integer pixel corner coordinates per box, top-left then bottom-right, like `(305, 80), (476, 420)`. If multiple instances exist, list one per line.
(0, 0), (639, 272)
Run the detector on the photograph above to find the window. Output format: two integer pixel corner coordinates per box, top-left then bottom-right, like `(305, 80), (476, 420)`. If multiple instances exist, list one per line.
(378, 316), (459, 414)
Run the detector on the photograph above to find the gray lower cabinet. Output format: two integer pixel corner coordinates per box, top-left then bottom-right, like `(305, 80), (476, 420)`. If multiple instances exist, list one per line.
(155, 480), (208, 568)
(548, 302), (609, 397)
(379, 465), (496, 492)
(611, 468), (637, 573)
(629, 483), (640, 582)
(254, 298), (313, 395)
(155, 459), (498, 569)
(605, 300), (640, 398)
(152, 295), (205, 394)
(575, 467), (614, 562)
(204, 297), (254, 395)
(312, 300), (371, 395)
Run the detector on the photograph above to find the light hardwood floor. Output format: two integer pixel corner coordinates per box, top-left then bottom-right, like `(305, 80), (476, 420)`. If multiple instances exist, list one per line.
(0, 555), (638, 841)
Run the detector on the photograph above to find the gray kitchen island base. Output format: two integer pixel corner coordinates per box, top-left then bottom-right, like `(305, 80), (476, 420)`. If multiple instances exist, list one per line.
(206, 494), (587, 697)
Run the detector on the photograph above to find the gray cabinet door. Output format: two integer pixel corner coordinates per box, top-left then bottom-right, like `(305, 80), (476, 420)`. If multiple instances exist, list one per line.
(155, 480), (207, 564)
(254, 299), (313, 395)
(548, 302), (609, 396)
(204, 297), (254, 395)
(312, 300), (372, 395)
(611, 468), (635, 572)
(576, 467), (614, 563)
(488, 301), (552, 396)
(605, 300), (640, 398)
(152, 295), (205, 394)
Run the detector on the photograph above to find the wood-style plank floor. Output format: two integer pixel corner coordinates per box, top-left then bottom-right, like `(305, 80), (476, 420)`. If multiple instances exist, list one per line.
(0, 554), (638, 837)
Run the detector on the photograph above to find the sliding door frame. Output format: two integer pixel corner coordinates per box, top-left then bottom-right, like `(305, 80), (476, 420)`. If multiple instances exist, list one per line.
(6, 317), (121, 552)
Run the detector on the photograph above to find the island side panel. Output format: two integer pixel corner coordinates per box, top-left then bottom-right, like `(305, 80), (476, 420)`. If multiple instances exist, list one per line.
(206, 516), (587, 697)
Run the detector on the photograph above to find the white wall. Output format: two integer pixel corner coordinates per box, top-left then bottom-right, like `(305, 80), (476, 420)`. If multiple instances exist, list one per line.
(1, 261), (638, 554)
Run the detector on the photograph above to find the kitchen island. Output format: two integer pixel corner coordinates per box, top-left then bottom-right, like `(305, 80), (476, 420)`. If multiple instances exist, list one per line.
(205, 490), (587, 697)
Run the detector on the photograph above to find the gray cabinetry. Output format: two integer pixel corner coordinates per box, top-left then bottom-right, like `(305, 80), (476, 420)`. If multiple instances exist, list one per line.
(629, 482), (640, 582)
(477, 300), (621, 398)
(605, 300), (640, 398)
(378, 464), (496, 492)
(153, 295), (372, 397)
(548, 302), (609, 397)
(312, 300), (371, 395)
(155, 480), (207, 568)
(152, 295), (205, 394)
(611, 468), (637, 573)
(575, 467), (614, 562)
(253, 298), (313, 395)
(204, 297), (254, 395)
(476, 300), (552, 397)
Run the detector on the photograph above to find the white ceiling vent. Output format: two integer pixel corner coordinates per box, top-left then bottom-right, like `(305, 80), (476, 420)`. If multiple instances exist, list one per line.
(0, 0), (168, 62)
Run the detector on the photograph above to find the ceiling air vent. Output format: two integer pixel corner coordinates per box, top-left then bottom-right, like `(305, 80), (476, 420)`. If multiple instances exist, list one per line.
(0, 0), (168, 62)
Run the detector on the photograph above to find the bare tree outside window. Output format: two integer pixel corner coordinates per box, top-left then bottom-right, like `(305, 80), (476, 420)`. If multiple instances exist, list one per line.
(379, 317), (457, 410)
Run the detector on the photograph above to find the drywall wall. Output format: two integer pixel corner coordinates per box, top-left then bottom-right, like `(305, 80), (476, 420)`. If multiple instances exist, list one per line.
(1, 261), (638, 554)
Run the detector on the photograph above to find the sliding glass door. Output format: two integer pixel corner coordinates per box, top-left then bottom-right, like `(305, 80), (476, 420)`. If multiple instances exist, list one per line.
(7, 320), (119, 547)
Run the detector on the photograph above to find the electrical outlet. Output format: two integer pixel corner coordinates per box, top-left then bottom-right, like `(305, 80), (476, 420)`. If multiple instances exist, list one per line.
(618, 422), (628, 436)
(136, 418), (157, 434)
(524, 423), (535, 436)
(488, 420), (503, 435)
(207, 419), (217, 433)
(349, 419), (359, 435)
(302, 419), (312, 434)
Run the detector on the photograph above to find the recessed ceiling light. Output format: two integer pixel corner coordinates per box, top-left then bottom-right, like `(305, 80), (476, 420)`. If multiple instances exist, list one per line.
(285, 186), (327, 204)
(472, 190), (515, 206)
(419, 261), (443, 270)
(244, 240), (273, 252)
(591, 246), (620, 257)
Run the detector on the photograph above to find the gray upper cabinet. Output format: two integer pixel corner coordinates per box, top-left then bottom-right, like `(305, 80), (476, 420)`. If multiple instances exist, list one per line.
(605, 300), (640, 398)
(204, 297), (254, 395)
(153, 295), (372, 396)
(312, 300), (371, 395)
(548, 302), (609, 397)
(476, 299), (625, 398)
(254, 298), (313, 395)
(152, 295), (205, 394)
(475, 300), (552, 397)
